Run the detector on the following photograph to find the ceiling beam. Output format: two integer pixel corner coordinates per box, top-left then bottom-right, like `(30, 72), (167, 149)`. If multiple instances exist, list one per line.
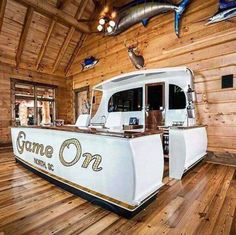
(16, 0), (91, 33)
(65, 33), (86, 75)
(35, 0), (76, 70)
(52, 0), (90, 73)
(16, 7), (34, 68)
(35, 19), (56, 70)
(75, 0), (90, 20)
(65, 0), (102, 76)
(0, 0), (7, 33)
(56, 0), (72, 10)
(52, 27), (75, 73)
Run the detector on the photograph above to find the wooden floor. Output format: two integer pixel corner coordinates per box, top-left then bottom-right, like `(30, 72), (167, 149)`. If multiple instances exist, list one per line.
(0, 149), (235, 235)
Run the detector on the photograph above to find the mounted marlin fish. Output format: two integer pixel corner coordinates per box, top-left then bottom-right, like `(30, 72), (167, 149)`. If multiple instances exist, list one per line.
(100, 0), (190, 37)
(207, 0), (236, 25)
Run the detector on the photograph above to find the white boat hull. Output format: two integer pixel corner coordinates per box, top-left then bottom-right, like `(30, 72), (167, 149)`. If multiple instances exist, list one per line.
(11, 127), (164, 217)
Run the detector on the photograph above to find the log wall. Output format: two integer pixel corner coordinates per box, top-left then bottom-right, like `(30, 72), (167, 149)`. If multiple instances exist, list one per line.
(0, 62), (72, 145)
(69, 0), (236, 153)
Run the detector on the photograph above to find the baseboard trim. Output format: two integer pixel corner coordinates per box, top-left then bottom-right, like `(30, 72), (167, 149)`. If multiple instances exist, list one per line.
(205, 151), (236, 167)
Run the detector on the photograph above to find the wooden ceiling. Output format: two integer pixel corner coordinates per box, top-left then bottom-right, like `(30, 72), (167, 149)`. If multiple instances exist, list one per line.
(0, 0), (96, 77)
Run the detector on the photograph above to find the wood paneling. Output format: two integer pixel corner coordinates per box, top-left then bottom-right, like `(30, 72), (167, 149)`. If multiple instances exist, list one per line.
(69, 0), (236, 153)
(0, 0), (95, 76)
(52, 27), (75, 73)
(0, 0), (7, 33)
(16, 0), (90, 33)
(0, 150), (235, 234)
(0, 62), (72, 145)
(16, 7), (34, 68)
(65, 33), (86, 75)
(56, 0), (73, 10)
(51, 0), (89, 74)
(35, 19), (56, 70)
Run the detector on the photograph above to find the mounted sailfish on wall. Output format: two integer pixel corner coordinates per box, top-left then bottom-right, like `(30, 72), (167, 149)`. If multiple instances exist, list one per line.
(207, 0), (236, 25)
(97, 0), (191, 37)
(81, 56), (99, 71)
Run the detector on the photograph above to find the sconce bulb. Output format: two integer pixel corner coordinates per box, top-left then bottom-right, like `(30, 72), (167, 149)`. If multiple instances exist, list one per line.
(97, 24), (103, 32)
(99, 18), (106, 25)
(109, 20), (116, 27)
(106, 26), (113, 33)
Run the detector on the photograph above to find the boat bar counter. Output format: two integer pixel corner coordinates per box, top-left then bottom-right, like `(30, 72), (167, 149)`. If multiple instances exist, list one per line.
(11, 67), (207, 218)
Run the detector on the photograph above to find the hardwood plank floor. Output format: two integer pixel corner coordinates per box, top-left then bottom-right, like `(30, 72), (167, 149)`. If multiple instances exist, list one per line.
(0, 149), (235, 235)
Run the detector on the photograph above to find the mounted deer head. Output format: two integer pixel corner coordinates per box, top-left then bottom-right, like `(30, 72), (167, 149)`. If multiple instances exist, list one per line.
(124, 41), (145, 70)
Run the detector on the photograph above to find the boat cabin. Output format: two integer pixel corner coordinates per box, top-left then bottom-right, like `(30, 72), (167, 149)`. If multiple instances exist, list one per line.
(88, 67), (207, 180)
(90, 67), (194, 131)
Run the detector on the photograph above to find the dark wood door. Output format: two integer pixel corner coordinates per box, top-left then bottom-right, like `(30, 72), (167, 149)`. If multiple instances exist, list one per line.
(145, 83), (165, 130)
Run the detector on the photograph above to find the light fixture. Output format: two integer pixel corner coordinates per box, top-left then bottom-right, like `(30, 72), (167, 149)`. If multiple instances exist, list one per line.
(97, 5), (117, 34)
(106, 26), (113, 33)
(99, 18), (106, 25)
(97, 24), (103, 32)
(109, 20), (116, 27)
(111, 11), (117, 19)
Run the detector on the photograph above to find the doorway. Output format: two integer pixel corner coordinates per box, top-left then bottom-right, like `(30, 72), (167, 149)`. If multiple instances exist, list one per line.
(145, 83), (165, 130)
(74, 86), (89, 120)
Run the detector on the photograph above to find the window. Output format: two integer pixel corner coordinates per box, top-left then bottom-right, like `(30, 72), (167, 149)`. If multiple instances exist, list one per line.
(169, 84), (186, 109)
(108, 88), (143, 112)
(12, 79), (56, 126)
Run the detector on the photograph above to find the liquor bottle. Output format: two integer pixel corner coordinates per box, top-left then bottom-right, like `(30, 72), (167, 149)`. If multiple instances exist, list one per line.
(187, 85), (195, 102)
(187, 103), (195, 119)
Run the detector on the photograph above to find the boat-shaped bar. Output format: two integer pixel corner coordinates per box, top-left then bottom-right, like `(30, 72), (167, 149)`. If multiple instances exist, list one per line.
(11, 67), (207, 217)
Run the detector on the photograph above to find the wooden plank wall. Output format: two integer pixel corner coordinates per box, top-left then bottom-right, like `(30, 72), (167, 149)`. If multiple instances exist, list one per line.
(0, 0), (94, 77)
(68, 0), (236, 153)
(0, 62), (72, 145)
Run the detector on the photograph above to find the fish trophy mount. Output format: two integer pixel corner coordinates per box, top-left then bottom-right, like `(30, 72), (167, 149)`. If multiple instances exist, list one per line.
(81, 56), (99, 71)
(97, 0), (191, 37)
(127, 45), (145, 69)
(207, 0), (236, 25)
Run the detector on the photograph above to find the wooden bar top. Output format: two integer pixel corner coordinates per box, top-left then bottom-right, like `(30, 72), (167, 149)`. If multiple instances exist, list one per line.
(158, 125), (207, 130)
(11, 125), (163, 139)
(170, 125), (207, 130)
